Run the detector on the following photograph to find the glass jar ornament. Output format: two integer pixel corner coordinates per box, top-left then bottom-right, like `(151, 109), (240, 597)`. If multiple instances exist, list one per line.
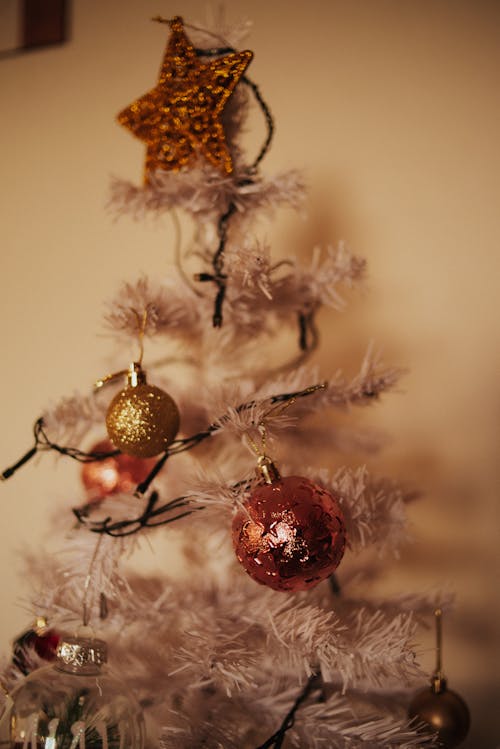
(8, 635), (144, 748)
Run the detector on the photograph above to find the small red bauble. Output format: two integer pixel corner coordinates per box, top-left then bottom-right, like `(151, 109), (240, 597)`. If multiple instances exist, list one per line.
(232, 472), (346, 592)
(81, 439), (155, 501)
(12, 618), (61, 675)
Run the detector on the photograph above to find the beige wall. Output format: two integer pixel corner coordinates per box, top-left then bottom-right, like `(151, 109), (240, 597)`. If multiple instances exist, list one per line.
(1, 1), (498, 745)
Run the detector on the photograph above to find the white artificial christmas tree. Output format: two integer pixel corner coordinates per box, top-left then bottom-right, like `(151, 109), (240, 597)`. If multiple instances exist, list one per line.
(0, 14), (471, 749)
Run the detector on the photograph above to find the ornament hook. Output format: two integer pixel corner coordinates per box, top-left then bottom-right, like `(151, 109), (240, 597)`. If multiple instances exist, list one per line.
(432, 607), (446, 693)
(131, 308), (148, 366)
(95, 362), (146, 391)
(256, 454), (281, 484)
(94, 309), (148, 390)
(245, 392), (317, 483)
(94, 368), (129, 390)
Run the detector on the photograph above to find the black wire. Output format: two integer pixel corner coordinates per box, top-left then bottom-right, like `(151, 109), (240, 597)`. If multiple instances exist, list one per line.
(298, 309), (320, 353)
(134, 450), (169, 495)
(329, 573), (342, 597)
(194, 43), (275, 171)
(193, 45), (275, 328)
(1, 383), (324, 498)
(255, 675), (319, 749)
(73, 491), (198, 537)
(72, 476), (255, 538)
(1, 418), (120, 480)
(1, 446), (38, 480)
(74, 490), (190, 534)
(129, 382), (325, 497)
(195, 201), (237, 327)
(242, 75), (275, 170)
(213, 202), (237, 278)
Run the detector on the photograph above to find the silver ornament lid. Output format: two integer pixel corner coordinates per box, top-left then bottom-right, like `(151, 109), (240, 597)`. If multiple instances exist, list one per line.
(56, 636), (108, 675)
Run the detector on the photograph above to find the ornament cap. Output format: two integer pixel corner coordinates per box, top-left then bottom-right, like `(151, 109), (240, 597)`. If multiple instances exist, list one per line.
(256, 455), (281, 484)
(33, 615), (49, 635)
(95, 362), (147, 391)
(56, 636), (108, 675)
(431, 673), (448, 694)
(127, 361), (147, 388)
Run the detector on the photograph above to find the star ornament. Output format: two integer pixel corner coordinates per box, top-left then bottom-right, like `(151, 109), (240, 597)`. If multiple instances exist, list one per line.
(117, 16), (253, 180)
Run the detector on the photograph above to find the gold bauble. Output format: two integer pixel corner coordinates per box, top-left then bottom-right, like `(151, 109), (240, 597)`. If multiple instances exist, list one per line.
(408, 682), (470, 748)
(105, 365), (179, 458)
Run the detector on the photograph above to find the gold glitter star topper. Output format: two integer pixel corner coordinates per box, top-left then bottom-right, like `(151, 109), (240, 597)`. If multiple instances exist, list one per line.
(117, 16), (253, 180)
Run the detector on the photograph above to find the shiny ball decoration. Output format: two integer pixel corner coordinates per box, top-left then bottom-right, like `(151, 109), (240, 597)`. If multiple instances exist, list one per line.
(232, 467), (346, 592)
(105, 364), (180, 458)
(81, 439), (156, 500)
(12, 617), (61, 676)
(408, 679), (470, 748)
(8, 636), (144, 749)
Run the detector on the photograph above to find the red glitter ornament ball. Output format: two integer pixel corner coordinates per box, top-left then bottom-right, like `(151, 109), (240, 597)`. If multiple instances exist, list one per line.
(12, 619), (61, 675)
(232, 474), (346, 592)
(81, 439), (156, 501)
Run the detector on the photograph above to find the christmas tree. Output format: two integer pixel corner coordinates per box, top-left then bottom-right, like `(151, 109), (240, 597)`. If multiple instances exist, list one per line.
(0, 9), (480, 749)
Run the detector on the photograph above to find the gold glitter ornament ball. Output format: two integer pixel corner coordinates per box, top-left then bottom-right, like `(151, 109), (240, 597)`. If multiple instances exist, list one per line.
(106, 365), (180, 458)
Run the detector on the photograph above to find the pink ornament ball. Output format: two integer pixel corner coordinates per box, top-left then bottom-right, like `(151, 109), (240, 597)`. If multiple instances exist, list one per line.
(81, 439), (156, 502)
(232, 475), (346, 592)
